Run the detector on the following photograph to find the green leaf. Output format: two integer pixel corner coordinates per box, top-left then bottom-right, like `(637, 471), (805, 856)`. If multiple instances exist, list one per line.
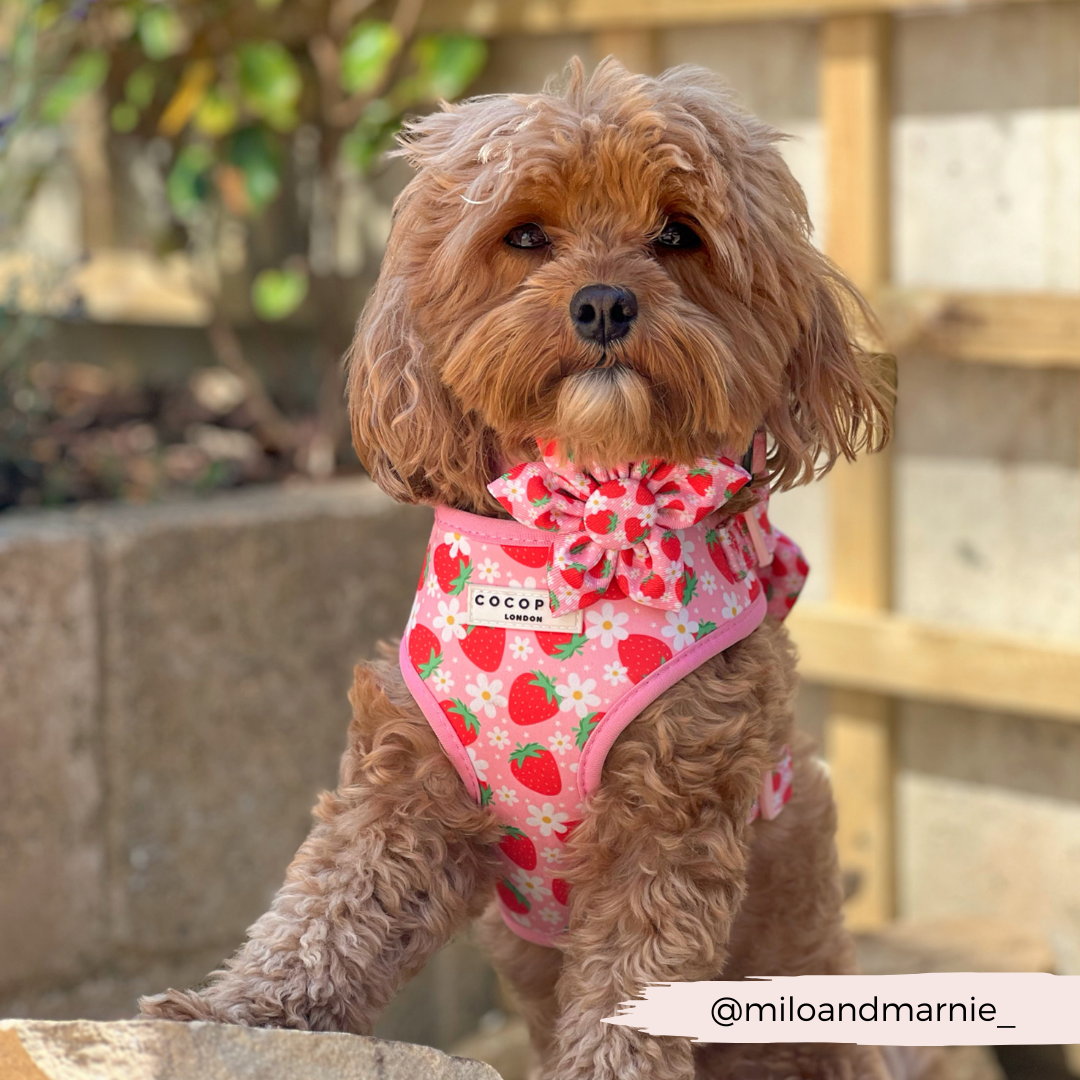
(574, 711), (599, 749)
(449, 558), (472, 596)
(529, 671), (560, 705)
(341, 99), (398, 172)
(340, 21), (402, 95)
(125, 66), (157, 108)
(251, 267), (308, 321)
(110, 101), (139, 133)
(419, 646), (442, 681)
(40, 50), (108, 123)
(194, 86), (238, 137)
(237, 41), (301, 131)
(138, 7), (188, 61)
(166, 142), (215, 219)
(694, 620), (717, 641)
(410, 34), (486, 100)
(227, 125), (281, 212)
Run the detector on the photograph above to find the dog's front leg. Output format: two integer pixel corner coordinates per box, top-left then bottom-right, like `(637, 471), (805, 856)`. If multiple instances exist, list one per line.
(140, 665), (502, 1032)
(540, 780), (753, 1079)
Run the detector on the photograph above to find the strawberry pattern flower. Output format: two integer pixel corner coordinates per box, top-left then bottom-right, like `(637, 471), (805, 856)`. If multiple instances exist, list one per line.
(402, 456), (808, 944)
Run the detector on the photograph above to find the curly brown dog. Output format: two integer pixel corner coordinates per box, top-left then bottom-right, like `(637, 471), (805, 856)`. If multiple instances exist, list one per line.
(142, 59), (892, 1080)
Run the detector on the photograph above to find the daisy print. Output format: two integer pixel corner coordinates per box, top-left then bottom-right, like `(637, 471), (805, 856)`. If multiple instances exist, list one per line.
(556, 673), (601, 719)
(682, 538), (696, 566)
(540, 908), (562, 925)
(636, 503), (657, 528)
(425, 574), (440, 597)
(477, 557), (500, 583)
(584, 489), (605, 513)
(526, 802), (569, 837)
(541, 847), (562, 864)
(512, 869), (550, 901)
(603, 660), (629, 686)
(700, 569), (718, 595)
(509, 576), (538, 589)
(430, 668), (454, 693)
(552, 550), (569, 571)
(433, 598), (467, 642)
(487, 726), (511, 750)
(467, 747), (489, 782)
(501, 476), (527, 502)
(496, 785), (518, 806)
(548, 729), (573, 755)
(662, 607), (699, 651)
(443, 531), (470, 558)
(509, 635), (533, 662)
(721, 591), (744, 619)
(585, 602), (629, 648)
(406, 594), (421, 633)
(467, 674), (506, 718)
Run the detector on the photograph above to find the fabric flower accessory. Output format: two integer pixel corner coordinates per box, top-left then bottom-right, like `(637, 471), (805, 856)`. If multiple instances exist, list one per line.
(488, 440), (754, 614)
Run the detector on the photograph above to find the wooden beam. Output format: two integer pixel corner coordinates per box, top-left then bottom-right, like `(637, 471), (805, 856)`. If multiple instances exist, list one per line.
(789, 605), (1080, 725)
(877, 289), (1080, 370)
(821, 12), (894, 932)
(423, 0), (1054, 36)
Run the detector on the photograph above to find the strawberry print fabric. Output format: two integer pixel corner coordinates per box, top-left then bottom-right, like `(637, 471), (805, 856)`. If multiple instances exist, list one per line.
(399, 476), (807, 946)
(488, 441), (755, 614)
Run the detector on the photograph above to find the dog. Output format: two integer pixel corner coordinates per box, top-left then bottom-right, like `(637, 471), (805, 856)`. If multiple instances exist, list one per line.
(141, 59), (892, 1080)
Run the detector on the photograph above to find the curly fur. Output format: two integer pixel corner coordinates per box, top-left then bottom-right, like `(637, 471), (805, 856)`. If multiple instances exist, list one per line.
(142, 59), (894, 1080)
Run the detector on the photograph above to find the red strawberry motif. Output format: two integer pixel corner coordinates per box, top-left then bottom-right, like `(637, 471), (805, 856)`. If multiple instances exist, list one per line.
(460, 625), (505, 671)
(574, 711), (602, 749)
(795, 554), (809, 577)
(551, 878), (571, 906)
(535, 510), (559, 531)
(408, 625), (442, 679)
(535, 631), (588, 660)
(501, 544), (551, 568)
(624, 517), (649, 545)
(433, 543), (472, 595)
(618, 634), (673, 683)
(676, 568), (697, 605)
(748, 576), (761, 601)
(585, 510), (617, 535)
(599, 479), (625, 498)
(440, 698), (479, 745)
(527, 475), (552, 507)
(639, 572), (665, 600)
(652, 463), (675, 483)
(508, 671), (561, 726)
(686, 468), (713, 497)
(660, 530), (682, 561)
(555, 820), (581, 843)
(497, 878), (531, 915)
(706, 528), (735, 583)
(509, 742), (561, 795)
(479, 781), (493, 807)
(499, 826), (537, 870)
(693, 504), (714, 524)
(603, 576), (626, 601)
(416, 548), (430, 592)
(634, 483), (656, 506)
(560, 563), (586, 590)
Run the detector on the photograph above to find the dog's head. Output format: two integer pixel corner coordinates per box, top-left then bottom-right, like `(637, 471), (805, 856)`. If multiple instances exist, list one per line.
(347, 59), (890, 513)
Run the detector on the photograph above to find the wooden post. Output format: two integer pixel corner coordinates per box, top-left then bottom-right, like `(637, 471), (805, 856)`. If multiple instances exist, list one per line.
(591, 29), (659, 74)
(821, 12), (896, 931)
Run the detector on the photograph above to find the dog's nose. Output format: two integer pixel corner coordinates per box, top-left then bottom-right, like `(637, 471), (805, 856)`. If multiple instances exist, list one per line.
(569, 284), (637, 345)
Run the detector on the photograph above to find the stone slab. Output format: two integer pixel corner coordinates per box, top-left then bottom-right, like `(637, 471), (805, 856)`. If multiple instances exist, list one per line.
(0, 1020), (501, 1080)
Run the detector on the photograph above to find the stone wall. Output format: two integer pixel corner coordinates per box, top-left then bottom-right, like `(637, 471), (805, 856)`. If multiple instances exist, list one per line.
(0, 481), (499, 1047)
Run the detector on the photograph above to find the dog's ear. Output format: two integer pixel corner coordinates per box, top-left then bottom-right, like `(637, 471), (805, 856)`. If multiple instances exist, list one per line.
(764, 258), (894, 489)
(345, 268), (495, 510)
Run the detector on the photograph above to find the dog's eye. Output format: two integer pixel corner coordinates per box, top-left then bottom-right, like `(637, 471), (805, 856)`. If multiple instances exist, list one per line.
(655, 222), (701, 250)
(505, 223), (550, 249)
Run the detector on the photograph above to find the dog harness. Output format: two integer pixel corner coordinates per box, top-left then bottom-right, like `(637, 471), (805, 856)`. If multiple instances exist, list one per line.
(399, 441), (807, 946)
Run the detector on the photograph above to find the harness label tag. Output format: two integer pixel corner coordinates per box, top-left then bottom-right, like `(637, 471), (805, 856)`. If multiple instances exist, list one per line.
(467, 584), (583, 634)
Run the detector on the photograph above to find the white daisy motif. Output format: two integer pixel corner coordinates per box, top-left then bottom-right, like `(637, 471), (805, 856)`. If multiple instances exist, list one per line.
(548, 729), (573, 755)
(477, 557), (501, 583)
(425, 574), (440, 597)
(540, 908), (563, 924)
(662, 607), (699, 651)
(433, 598), (467, 642)
(509, 576), (538, 589)
(682, 538), (696, 566)
(496, 785), (518, 806)
(512, 869), (551, 901)
(555, 673), (601, 719)
(467, 673), (507, 718)
(444, 531), (471, 558)
(603, 660), (629, 686)
(637, 503), (658, 528)
(509, 635), (533, 661)
(552, 550), (569, 570)
(721, 591), (744, 620)
(569, 761), (579, 773)
(584, 490), (605, 513)
(406, 595), (421, 633)
(700, 569), (718, 595)
(502, 477), (526, 502)
(487, 726), (511, 750)
(430, 668), (454, 692)
(526, 802), (570, 837)
(585, 602), (630, 648)
(541, 847), (562, 864)
(467, 746), (488, 782)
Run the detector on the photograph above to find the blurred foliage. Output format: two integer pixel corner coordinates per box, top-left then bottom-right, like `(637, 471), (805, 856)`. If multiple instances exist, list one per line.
(0, 0), (487, 509)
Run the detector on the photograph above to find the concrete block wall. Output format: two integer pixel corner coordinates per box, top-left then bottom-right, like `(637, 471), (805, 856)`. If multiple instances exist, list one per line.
(0, 481), (500, 1046)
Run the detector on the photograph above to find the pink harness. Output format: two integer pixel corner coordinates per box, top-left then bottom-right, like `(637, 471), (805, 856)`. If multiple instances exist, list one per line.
(399, 445), (807, 946)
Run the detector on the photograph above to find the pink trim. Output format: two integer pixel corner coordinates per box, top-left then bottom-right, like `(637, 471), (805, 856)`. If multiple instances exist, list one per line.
(436, 505), (554, 547)
(398, 636), (481, 802)
(577, 590), (768, 800)
(500, 905), (566, 947)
